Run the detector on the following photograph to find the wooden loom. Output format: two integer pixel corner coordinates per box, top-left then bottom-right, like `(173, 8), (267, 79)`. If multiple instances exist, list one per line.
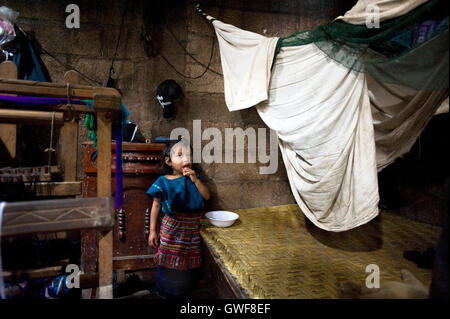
(0, 60), (121, 298)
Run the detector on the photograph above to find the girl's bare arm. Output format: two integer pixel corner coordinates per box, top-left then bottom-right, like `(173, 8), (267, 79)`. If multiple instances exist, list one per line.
(148, 197), (162, 248)
(193, 178), (211, 200)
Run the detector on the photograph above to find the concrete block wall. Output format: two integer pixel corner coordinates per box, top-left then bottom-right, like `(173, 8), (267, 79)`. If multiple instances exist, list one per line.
(7, 0), (447, 228)
(3, 0), (352, 211)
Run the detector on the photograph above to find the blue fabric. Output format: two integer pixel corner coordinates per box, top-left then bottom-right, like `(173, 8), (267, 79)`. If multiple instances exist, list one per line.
(147, 176), (204, 216)
(12, 28), (50, 82)
(156, 266), (200, 299)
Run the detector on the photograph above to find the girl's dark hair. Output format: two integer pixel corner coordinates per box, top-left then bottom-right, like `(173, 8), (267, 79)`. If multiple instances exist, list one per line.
(160, 140), (197, 175)
(161, 144), (174, 175)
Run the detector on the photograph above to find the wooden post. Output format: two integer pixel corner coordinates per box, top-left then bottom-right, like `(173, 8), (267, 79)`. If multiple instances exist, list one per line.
(60, 71), (79, 181)
(0, 61), (18, 160)
(94, 94), (120, 299)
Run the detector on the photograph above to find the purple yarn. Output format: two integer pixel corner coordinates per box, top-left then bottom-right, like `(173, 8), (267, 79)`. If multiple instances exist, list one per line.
(0, 94), (87, 105)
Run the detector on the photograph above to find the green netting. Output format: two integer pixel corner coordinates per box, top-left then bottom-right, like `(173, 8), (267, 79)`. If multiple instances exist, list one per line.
(275, 0), (449, 90)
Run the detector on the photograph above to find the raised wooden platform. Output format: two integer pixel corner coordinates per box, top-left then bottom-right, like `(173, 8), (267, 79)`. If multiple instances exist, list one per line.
(200, 204), (441, 299)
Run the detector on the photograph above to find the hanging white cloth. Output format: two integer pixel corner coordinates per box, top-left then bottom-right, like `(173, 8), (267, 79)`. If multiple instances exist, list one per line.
(257, 44), (379, 231)
(211, 19), (379, 231)
(335, 0), (429, 25)
(209, 1), (448, 231)
(212, 19), (279, 111)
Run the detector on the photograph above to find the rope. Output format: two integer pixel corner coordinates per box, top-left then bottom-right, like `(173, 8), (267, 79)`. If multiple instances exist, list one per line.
(0, 201), (6, 299)
(40, 47), (103, 86)
(158, 3), (222, 79)
(107, 1), (129, 83)
(195, 4), (216, 21)
(44, 112), (56, 170)
(15, 25), (103, 85)
(166, 26), (222, 76)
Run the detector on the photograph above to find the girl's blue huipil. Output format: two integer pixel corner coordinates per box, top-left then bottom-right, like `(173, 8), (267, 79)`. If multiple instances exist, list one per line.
(146, 176), (204, 215)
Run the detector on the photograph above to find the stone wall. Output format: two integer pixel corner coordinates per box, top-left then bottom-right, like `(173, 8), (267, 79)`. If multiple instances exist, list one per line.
(4, 0), (446, 226)
(3, 0), (353, 211)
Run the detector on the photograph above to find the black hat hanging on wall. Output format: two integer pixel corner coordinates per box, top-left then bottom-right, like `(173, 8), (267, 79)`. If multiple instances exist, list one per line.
(156, 79), (182, 119)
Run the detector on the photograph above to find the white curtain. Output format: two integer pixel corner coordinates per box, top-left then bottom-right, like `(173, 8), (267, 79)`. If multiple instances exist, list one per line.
(335, 0), (429, 24)
(210, 1), (448, 231)
(257, 44), (379, 231)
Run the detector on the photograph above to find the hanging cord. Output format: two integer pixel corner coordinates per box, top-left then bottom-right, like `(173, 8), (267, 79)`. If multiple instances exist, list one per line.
(40, 47), (103, 86)
(0, 201), (6, 299)
(158, 36), (215, 79)
(15, 25), (103, 86)
(195, 4), (216, 21)
(166, 26), (222, 76)
(44, 112), (56, 171)
(158, 3), (223, 79)
(107, 1), (129, 85)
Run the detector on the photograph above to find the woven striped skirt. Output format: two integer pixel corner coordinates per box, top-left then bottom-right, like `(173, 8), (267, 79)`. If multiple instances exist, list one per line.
(155, 212), (203, 271)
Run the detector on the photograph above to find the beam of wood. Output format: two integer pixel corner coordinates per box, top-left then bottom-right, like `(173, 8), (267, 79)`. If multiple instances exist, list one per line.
(0, 61), (18, 78)
(80, 273), (100, 289)
(98, 230), (113, 298)
(59, 122), (79, 180)
(0, 77), (121, 99)
(94, 95), (117, 199)
(64, 70), (79, 84)
(24, 181), (82, 197)
(2, 265), (63, 282)
(0, 61), (18, 159)
(60, 71), (80, 181)
(1, 197), (114, 237)
(94, 94), (118, 299)
(0, 103), (96, 114)
(3, 268), (99, 289)
(83, 140), (166, 152)
(0, 165), (60, 182)
(0, 109), (64, 124)
(0, 124), (16, 158)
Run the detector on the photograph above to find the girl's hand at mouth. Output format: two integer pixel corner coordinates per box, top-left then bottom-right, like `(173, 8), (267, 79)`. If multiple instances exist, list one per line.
(183, 167), (198, 182)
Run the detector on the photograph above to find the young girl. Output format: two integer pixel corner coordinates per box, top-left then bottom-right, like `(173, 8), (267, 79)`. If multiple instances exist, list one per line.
(147, 139), (210, 299)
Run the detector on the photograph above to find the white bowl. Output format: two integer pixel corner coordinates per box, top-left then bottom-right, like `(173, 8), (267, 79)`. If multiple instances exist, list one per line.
(205, 211), (239, 227)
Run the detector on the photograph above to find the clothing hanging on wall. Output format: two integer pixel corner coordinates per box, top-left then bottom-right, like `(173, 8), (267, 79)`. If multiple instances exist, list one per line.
(10, 26), (50, 82)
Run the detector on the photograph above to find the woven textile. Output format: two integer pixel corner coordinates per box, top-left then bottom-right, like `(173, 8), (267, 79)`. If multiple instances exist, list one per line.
(200, 204), (441, 299)
(156, 213), (203, 270)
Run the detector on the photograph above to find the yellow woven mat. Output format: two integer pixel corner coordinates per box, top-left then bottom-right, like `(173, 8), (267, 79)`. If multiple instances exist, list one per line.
(200, 204), (441, 299)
